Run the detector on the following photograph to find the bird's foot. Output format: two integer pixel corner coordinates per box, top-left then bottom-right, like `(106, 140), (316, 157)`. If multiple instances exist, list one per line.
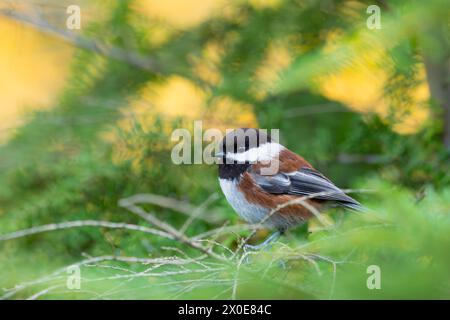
(241, 230), (284, 265)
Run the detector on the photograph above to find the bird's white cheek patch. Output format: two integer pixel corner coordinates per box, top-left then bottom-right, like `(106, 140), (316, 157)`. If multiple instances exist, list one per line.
(225, 143), (283, 163)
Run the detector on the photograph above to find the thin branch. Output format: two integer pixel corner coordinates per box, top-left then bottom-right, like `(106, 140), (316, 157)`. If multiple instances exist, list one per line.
(0, 9), (163, 73)
(0, 220), (174, 242)
(231, 252), (252, 300)
(119, 199), (229, 262)
(192, 224), (260, 240)
(1, 255), (208, 300)
(27, 285), (61, 300)
(119, 194), (221, 224)
(180, 193), (219, 234)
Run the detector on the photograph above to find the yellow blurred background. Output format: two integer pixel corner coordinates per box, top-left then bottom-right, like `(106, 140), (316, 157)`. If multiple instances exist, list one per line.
(0, 0), (430, 143)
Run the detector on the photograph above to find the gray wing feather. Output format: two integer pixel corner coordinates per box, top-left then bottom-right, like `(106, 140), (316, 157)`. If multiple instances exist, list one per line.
(252, 173), (291, 194)
(250, 167), (364, 211)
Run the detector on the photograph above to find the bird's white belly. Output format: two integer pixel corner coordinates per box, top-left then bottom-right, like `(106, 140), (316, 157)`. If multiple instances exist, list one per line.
(219, 178), (269, 225)
(218, 178), (306, 230)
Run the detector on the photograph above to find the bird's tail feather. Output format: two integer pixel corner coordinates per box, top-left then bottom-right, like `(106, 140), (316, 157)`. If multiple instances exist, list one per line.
(342, 201), (369, 213)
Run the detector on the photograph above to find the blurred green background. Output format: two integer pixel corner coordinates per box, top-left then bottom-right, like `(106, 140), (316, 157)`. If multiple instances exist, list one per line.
(0, 0), (448, 299)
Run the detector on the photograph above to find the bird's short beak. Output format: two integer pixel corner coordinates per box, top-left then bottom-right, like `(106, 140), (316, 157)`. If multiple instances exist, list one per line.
(214, 151), (225, 158)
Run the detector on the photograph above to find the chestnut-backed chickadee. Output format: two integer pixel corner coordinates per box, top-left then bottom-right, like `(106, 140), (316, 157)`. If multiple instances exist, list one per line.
(216, 128), (363, 249)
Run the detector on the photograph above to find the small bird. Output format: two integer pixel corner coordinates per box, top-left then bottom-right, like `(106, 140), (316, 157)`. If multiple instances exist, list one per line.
(215, 128), (364, 250)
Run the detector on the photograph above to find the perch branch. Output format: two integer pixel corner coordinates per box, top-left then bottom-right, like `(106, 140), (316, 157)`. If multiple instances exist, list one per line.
(0, 220), (174, 242)
(119, 193), (221, 224)
(119, 198), (229, 262)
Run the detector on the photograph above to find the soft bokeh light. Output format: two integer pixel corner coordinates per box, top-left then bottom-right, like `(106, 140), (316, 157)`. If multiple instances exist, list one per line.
(0, 18), (73, 141)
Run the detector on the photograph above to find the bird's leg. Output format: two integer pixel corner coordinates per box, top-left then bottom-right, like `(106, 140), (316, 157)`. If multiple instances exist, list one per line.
(244, 229), (283, 252)
(242, 229), (287, 267)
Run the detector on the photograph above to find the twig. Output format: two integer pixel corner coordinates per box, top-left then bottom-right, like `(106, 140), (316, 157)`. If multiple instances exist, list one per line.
(0, 220), (174, 242)
(180, 193), (219, 234)
(231, 252), (251, 300)
(87, 266), (226, 282)
(1, 255), (198, 300)
(0, 9), (163, 73)
(119, 199), (229, 262)
(119, 194), (221, 224)
(192, 224), (260, 240)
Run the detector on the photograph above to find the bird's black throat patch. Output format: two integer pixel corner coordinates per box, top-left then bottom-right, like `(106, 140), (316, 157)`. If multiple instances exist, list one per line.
(218, 163), (251, 180)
